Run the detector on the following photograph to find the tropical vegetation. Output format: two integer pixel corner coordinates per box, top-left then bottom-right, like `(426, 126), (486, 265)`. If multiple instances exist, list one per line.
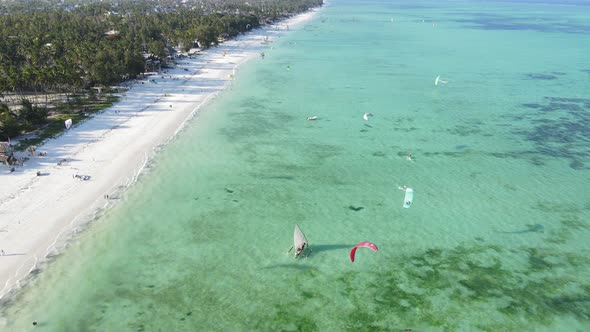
(0, 0), (322, 140)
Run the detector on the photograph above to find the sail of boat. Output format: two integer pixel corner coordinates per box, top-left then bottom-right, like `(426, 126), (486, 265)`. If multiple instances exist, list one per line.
(294, 224), (308, 258)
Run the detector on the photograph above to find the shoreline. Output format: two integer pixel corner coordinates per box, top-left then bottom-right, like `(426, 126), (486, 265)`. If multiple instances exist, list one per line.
(0, 7), (321, 303)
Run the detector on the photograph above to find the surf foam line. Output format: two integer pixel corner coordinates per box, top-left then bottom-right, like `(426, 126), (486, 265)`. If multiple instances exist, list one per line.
(0, 150), (151, 301)
(0, 46), (242, 300)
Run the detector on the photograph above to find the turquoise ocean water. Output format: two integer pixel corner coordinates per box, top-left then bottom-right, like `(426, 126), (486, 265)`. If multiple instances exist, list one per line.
(2, 0), (590, 330)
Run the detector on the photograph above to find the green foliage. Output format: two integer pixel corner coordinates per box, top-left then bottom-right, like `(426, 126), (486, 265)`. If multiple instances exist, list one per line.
(0, 0), (323, 141)
(20, 98), (48, 126)
(91, 49), (123, 86)
(125, 49), (145, 77)
(0, 106), (21, 138)
(193, 25), (219, 48)
(0, 0), (323, 91)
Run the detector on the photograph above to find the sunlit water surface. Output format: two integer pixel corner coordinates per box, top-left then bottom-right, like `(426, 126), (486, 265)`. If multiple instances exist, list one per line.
(2, 0), (590, 330)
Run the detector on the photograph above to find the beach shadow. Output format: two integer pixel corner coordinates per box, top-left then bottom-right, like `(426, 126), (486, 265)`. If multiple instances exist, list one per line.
(54, 157), (81, 166)
(311, 244), (354, 255)
(498, 223), (544, 234)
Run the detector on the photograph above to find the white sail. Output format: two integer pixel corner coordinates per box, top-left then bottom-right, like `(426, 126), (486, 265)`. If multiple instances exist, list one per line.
(294, 224), (308, 257)
(65, 118), (73, 130)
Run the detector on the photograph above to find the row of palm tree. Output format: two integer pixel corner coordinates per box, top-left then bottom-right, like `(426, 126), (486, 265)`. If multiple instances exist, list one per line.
(0, 0), (323, 139)
(1, 0), (320, 93)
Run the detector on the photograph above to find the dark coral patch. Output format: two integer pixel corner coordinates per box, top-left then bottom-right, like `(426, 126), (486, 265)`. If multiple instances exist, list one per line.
(509, 97), (590, 168)
(526, 73), (558, 80)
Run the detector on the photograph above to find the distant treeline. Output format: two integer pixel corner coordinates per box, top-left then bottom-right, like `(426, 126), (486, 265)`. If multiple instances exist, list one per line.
(0, 0), (322, 94)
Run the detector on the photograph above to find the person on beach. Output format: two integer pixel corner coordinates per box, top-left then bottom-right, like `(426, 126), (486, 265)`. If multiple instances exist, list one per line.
(1, 249), (5, 256)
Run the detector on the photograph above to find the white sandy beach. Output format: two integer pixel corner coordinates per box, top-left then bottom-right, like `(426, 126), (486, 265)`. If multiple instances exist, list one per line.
(0, 8), (320, 301)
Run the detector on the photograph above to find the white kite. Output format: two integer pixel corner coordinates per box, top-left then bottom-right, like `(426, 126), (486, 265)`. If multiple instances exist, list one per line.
(435, 75), (448, 86)
(402, 187), (414, 208)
